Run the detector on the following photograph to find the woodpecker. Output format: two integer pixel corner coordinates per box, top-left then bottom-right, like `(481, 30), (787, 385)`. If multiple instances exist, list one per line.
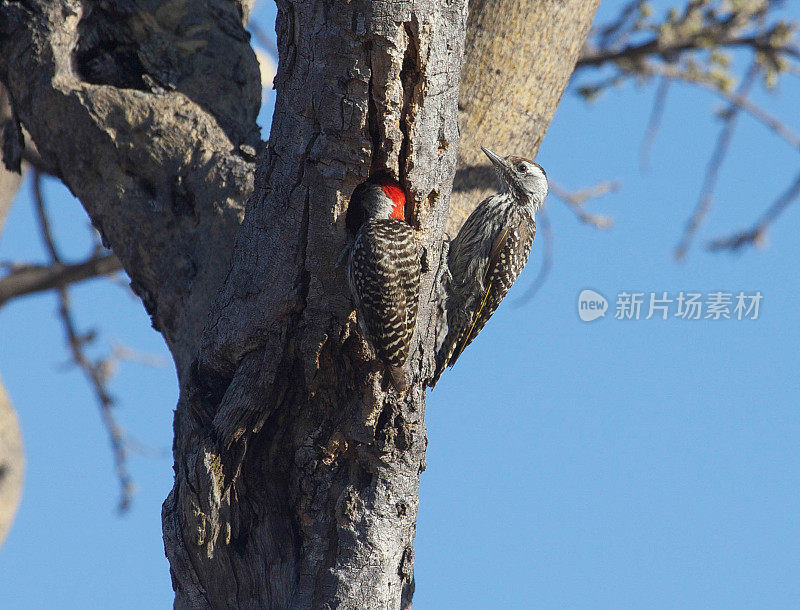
(346, 173), (420, 392)
(431, 147), (548, 386)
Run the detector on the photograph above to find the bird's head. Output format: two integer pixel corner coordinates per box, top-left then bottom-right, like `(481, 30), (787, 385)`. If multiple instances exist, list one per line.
(346, 172), (407, 235)
(373, 175), (406, 221)
(482, 146), (548, 212)
(362, 171), (406, 220)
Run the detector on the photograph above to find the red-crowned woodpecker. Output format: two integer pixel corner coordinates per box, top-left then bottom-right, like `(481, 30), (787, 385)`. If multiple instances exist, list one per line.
(346, 173), (420, 392)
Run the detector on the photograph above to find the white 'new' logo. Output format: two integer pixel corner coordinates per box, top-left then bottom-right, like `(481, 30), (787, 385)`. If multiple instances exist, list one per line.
(578, 289), (608, 322)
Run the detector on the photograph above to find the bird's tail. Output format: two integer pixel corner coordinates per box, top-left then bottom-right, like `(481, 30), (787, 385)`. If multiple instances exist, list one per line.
(430, 330), (458, 388)
(388, 365), (409, 394)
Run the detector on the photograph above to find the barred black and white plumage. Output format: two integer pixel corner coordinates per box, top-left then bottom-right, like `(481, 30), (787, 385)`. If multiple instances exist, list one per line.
(346, 174), (420, 392)
(431, 147), (547, 386)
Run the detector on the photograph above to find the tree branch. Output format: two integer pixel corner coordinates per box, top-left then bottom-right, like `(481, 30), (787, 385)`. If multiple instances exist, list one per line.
(572, 2), (800, 258)
(31, 170), (133, 511)
(0, 0), (261, 366)
(549, 179), (618, 229)
(639, 77), (671, 170)
(57, 285), (135, 512)
(708, 170), (800, 252)
(576, 1), (797, 72)
(643, 61), (800, 152)
(577, 32), (799, 70)
(675, 62), (760, 260)
(0, 253), (121, 307)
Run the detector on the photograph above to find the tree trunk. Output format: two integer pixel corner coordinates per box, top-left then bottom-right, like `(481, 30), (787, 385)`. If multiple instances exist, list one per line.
(162, 0), (468, 605)
(0, 0), (597, 605)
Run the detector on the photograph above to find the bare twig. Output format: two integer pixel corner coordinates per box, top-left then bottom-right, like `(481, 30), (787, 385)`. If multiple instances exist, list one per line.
(645, 61), (800, 152)
(31, 170), (134, 512)
(577, 0), (799, 73)
(548, 180), (618, 229)
(573, 1), (800, 257)
(514, 179), (616, 305)
(639, 78), (670, 170)
(675, 62), (760, 260)
(32, 172), (59, 260)
(111, 344), (168, 369)
(707, 170), (800, 252)
(596, 0), (647, 51)
(0, 253), (121, 306)
(56, 287), (135, 511)
(578, 34), (800, 71)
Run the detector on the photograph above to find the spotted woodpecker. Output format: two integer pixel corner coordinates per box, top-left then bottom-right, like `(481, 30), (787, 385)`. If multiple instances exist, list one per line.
(431, 147), (548, 386)
(346, 173), (420, 392)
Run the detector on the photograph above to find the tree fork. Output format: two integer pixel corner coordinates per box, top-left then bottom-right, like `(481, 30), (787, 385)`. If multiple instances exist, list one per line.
(1, 0), (600, 604)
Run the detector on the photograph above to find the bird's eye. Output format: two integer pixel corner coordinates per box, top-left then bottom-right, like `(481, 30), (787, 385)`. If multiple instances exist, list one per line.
(517, 164), (527, 173)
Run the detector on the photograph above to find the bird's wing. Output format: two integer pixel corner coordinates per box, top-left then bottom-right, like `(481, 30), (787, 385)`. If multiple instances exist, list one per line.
(449, 226), (510, 364)
(352, 221), (412, 368)
(396, 233), (421, 352)
(451, 216), (535, 364)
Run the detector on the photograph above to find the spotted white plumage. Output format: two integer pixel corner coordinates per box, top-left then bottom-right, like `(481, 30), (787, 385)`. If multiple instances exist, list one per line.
(346, 175), (420, 392)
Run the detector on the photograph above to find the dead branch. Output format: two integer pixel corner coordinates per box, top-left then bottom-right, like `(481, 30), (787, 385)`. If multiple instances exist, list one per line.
(707, 170), (800, 252)
(577, 2), (798, 71)
(31, 171), (133, 511)
(573, 1), (800, 258)
(639, 78), (671, 170)
(675, 63), (759, 260)
(0, 254), (121, 307)
(548, 180), (618, 229)
(642, 61), (800, 152)
(514, 179), (615, 305)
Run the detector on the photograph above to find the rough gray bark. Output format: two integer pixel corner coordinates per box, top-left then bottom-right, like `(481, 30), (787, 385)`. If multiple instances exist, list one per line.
(0, 0), (596, 605)
(1, 0), (260, 367)
(163, 1), (467, 606)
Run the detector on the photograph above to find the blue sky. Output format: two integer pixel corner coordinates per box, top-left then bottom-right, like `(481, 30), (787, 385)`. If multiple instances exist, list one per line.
(2, 1), (799, 607)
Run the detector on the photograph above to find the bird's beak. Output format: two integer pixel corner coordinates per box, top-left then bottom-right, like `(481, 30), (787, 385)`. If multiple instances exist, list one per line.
(481, 146), (506, 169)
(481, 146), (513, 184)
